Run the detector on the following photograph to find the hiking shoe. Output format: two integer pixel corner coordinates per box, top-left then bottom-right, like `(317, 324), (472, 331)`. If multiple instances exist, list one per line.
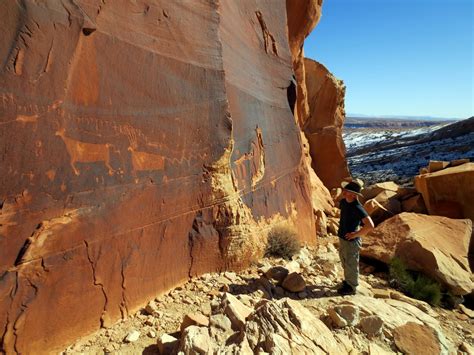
(336, 280), (350, 292)
(337, 283), (356, 296)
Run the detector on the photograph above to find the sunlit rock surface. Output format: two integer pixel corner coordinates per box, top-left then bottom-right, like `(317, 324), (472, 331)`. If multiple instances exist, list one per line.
(0, 0), (321, 352)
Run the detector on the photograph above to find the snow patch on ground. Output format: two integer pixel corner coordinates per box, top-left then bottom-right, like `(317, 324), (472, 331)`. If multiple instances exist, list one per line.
(344, 123), (474, 185)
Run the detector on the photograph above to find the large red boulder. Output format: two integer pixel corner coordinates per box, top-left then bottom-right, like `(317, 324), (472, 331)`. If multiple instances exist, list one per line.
(363, 213), (473, 295)
(0, 1), (320, 352)
(415, 163), (474, 221)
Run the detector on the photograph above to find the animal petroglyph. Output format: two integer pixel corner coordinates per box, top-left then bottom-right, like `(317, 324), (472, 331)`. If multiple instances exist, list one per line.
(55, 128), (114, 176)
(127, 128), (165, 172)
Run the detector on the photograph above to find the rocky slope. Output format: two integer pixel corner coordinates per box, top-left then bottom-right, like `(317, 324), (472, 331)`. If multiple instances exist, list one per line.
(345, 117), (474, 185)
(0, 1), (332, 353)
(62, 238), (474, 354)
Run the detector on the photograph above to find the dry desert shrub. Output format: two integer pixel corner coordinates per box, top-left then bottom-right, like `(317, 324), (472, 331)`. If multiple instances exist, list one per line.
(265, 225), (301, 260)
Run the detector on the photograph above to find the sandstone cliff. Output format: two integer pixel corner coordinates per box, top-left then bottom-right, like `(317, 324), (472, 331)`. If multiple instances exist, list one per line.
(304, 58), (350, 189)
(0, 0), (324, 353)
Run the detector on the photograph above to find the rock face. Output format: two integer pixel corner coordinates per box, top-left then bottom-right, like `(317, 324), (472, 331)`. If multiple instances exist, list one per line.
(303, 58), (350, 189)
(415, 163), (474, 221)
(286, 0), (322, 127)
(0, 1), (321, 353)
(363, 213), (474, 295)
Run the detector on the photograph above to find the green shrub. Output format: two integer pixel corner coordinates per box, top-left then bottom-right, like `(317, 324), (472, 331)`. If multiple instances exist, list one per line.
(265, 226), (300, 260)
(389, 257), (441, 306)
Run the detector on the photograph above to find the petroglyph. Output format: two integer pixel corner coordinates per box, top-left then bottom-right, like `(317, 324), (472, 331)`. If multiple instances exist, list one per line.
(16, 114), (38, 123)
(55, 128), (114, 176)
(127, 128), (165, 172)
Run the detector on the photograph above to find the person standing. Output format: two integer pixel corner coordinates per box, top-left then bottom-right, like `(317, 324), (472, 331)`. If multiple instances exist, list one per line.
(337, 180), (374, 295)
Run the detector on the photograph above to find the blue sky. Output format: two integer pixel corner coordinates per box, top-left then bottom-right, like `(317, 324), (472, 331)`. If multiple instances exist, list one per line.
(304, 0), (473, 119)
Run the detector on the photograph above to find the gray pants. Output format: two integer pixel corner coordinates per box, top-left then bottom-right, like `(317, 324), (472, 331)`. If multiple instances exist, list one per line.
(339, 238), (361, 288)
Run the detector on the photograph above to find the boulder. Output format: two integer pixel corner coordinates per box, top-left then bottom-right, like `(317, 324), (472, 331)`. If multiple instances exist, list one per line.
(373, 190), (401, 215)
(219, 293), (253, 330)
(401, 194), (427, 214)
(363, 213), (473, 295)
(180, 313), (209, 332)
(331, 305), (360, 326)
(282, 272), (306, 292)
(359, 315), (384, 336)
(177, 326), (213, 355)
(393, 322), (441, 355)
(264, 266), (289, 284)
(363, 198), (393, 225)
(415, 163), (474, 221)
(450, 158), (469, 167)
(209, 314), (233, 344)
(428, 160), (449, 173)
(157, 334), (178, 355)
(144, 300), (159, 315)
(124, 330), (140, 343)
(362, 181), (400, 200)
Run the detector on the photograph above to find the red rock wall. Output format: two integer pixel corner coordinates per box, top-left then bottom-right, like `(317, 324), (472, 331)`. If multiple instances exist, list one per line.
(0, 0), (317, 352)
(286, 0), (322, 127)
(304, 58), (350, 189)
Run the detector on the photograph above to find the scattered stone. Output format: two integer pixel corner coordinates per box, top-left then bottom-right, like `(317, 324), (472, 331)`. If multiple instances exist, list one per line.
(180, 312), (209, 332)
(368, 343), (394, 355)
(147, 329), (156, 338)
(328, 308), (347, 327)
(144, 318), (155, 326)
(285, 260), (301, 273)
(372, 288), (392, 299)
(209, 314), (233, 343)
(264, 266), (289, 283)
(178, 326), (213, 354)
(220, 293), (253, 330)
(332, 304), (360, 326)
(298, 291), (308, 299)
(124, 330), (140, 343)
(157, 334), (179, 354)
(224, 271), (237, 282)
(459, 304), (474, 318)
(401, 194), (427, 214)
(327, 218), (339, 235)
(363, 265), (376, 273)
(245, 299), (347, 353)
(393, 322), (441, 355)
(428, 160), (449, 173)
(274, 286), (285, 297)
(282, 272), (306, 293)
(459, 341), (474, 354)
(359, 315), (384, 336)
(362, 181), (400, 200)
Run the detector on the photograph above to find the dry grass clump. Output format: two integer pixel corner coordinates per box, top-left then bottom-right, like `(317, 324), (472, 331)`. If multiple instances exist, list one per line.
(265, 226), (301, 260)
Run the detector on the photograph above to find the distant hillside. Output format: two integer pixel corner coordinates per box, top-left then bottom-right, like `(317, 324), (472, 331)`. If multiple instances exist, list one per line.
(344, 117), (474, 185)
(345, 117), (456, 129)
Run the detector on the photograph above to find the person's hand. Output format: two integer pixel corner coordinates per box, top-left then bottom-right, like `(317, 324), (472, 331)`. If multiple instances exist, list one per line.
(345, 232), (358, 240)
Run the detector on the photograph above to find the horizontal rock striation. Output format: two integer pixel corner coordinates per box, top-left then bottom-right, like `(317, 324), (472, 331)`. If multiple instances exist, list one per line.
(0, 0), (320, 352)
